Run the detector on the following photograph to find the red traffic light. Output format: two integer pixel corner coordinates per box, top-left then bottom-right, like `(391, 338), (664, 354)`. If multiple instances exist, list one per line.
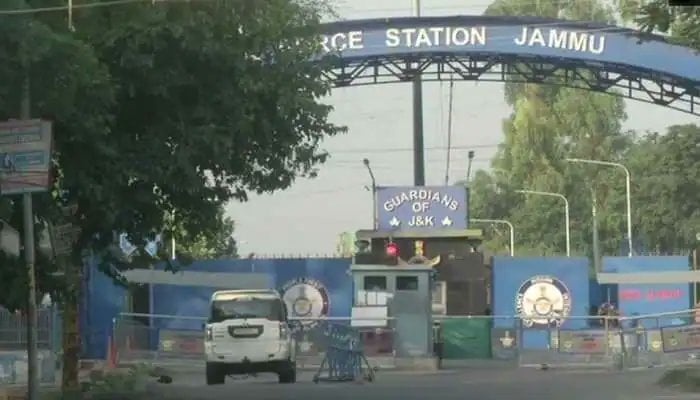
(386, 242), (399, 257)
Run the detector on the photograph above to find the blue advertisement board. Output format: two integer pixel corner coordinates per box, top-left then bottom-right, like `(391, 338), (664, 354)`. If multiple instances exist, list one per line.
(376, 186), (468, 232)
(603, 256), (692, 328)
(492, 257), (590, 349)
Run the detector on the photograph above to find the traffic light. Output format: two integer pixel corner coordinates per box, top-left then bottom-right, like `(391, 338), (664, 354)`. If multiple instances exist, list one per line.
(386, 242), (398, 257)
(385, 241), (399, 265)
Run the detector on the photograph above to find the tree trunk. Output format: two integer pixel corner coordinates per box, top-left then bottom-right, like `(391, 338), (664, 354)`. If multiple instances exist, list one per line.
(61, 259), (81, 393)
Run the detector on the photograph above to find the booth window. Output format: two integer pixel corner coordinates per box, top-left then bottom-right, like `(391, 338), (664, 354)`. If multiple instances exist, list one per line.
(364, 275), (387, 291)
(397, 276), (418, 291)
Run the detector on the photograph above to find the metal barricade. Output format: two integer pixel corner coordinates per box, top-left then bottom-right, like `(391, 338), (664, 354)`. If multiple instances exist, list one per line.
(113, 313), (396, 371)
(515, 315), (622, 369)
(290, 316), (395, 371)
(0, 306), (55, 350)
(617, 309), (700, 369)
(312, 322), (375, 383)
(113, 313), (206, 366)
(0, 306), (59, 384)
(434, 311), (700, 371)
(433, 314), (624, 369)
(111, 310), (700, 373)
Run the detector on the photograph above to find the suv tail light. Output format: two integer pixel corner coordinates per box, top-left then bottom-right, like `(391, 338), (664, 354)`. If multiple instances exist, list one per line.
(205, 326), (213, 341)
(279, 323), (288, 339)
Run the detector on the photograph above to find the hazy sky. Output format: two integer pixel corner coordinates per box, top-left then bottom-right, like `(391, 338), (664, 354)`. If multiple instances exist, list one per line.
(225, 0), (699, 257)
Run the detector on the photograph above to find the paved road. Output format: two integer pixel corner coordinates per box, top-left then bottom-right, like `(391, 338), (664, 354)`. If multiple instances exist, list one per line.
(147, 367), (696, 400)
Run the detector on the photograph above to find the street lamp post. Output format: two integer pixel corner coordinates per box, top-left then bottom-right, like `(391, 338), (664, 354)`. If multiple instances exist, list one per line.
(471, 218), (514, 256)
(516, 189), (571, 257)
(565, 158), (633, 257)
(363, 158), (378, 229)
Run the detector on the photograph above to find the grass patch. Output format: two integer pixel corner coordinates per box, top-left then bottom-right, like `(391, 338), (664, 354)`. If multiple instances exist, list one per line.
(658, 367), (700, 392)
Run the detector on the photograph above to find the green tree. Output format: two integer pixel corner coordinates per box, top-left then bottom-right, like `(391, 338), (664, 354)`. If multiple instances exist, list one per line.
(0, 0), (343, 391)
(625, 124), (700, 254)
(175, 207), (239, 260)
(618, 0), (700, 50)
(335, 231), (356, 257)
(469, 0), (632, 258)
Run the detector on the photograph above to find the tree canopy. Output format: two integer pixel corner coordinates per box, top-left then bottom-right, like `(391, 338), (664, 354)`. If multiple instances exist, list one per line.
(470, 0), (629, 257)
(174, 206), (239, 261)
(469, 0), (700, 258)
(618, 0), (700, 50)
(0, 0), (343, 388)
(0, 0), (342, 303)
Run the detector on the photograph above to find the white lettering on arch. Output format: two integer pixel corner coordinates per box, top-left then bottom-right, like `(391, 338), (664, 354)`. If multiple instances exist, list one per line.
(321, 31), (365, 52)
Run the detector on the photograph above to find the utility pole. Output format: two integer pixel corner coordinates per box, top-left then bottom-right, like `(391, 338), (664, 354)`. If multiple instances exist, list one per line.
(443, 75), (454, 186)
(21, 74), (39, 400)
(412, 0), (425, 186)
(363, 159), (377, 229)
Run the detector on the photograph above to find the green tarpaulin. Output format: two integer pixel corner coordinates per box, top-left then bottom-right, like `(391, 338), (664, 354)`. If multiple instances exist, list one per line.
(440, 318), (492, 359)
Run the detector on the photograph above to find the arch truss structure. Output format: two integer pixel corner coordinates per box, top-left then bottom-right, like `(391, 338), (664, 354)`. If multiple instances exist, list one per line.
(317, 16), (700, 116)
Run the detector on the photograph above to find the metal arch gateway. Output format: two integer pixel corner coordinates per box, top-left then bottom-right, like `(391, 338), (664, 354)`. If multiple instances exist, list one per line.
(316, 16), (700, 115)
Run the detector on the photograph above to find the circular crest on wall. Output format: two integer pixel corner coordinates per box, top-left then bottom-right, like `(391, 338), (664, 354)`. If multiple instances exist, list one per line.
(280, 277), (330, 327)
(515, 275), (572, 328)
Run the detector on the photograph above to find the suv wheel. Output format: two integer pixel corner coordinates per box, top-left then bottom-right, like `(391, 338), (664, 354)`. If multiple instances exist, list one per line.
(278, 361), (297, 384)
(206, 362), (225, 385)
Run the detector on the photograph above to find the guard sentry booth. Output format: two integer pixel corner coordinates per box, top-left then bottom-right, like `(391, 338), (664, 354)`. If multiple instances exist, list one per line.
(349, 263), (435, 360)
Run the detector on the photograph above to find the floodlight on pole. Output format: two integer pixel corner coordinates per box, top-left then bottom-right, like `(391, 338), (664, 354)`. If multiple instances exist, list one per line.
(565, 158), (633, 257)
(471, 218), (514, 256)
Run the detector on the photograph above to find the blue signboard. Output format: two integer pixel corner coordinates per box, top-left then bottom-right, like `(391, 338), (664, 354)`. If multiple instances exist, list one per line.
(317, 16), (700, 82)
(603, 256), (692, 328)
(492, 257), (590, 349)
(0, 119), (53, 194)
(376, 186), (468, 232)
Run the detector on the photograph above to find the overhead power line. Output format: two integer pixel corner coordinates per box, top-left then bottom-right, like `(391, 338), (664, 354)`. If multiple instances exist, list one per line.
(324, 143), (500, 155)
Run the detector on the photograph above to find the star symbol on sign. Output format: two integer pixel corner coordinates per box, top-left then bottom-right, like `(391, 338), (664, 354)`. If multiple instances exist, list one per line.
(389, 216), (401, 227)
(500, 331), (514, 348)
(441, 216), (453, 227)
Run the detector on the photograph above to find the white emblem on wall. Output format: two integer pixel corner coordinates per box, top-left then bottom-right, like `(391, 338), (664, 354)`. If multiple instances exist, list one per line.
(515, 275), (572, 328)
(280, 278), (330, 327)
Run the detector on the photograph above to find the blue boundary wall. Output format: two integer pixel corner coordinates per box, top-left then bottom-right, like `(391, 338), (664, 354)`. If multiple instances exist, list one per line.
(80, 257), (353, 358)
(603, 256), (691, 328)
(150, 258), (353, 329)
(80, 256), (129, 359)
(492, 257), (590, 349)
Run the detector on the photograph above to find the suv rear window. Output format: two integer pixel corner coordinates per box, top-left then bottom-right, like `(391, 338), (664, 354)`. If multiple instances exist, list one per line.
(209, 297), (285, 323)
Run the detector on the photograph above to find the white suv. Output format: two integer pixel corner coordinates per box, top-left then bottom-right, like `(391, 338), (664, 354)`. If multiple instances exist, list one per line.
(204, 289), (297, 384)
